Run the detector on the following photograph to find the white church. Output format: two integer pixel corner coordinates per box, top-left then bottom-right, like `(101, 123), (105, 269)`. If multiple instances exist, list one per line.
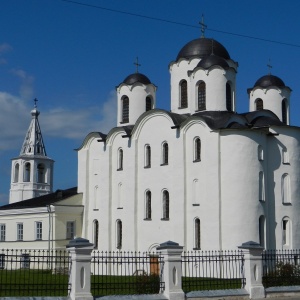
(1, 35), (300, 252)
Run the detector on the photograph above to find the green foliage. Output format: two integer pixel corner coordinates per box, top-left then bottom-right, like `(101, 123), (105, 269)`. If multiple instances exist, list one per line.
(263, 262), (300, 287)
(135, 274), (160, 294)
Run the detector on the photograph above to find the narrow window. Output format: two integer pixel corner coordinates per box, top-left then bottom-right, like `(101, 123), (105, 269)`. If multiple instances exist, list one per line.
(0, 224), (6, 242)
(259, 171), (265, 201)
(194, 218), (201, 249)
(259, 216), (265, 248)
(197, 81), (206, 111)
(66, 221), (75, 240)
(146, 97), (152, 111)
(14, 163), (19, 182)
(145, 191), (152, 220)
(24, 162), (31, 182)
(282, 218), (291, 246)
(35, 222), (42, 240)
(258, 145), (264, 161)
(282, 174), (291, 204)
(180, 80), (188, 108)
(194, 138), (201, 161)
(117, 149), (123, 170)
(282, 99), (287, 125)
(282, 148), (289, 164)
(122, 96), (129, 123)
(93, 220), (99, 249)
(226, 82), (232, 111)
(37, 163), (45, 183)
(116, 220), (122, 249)
(94, 186), (99, 210)
(162, 143), (169, 165)
(256, 98), (263, 111)
(17, 223), (23, 241)
(145, 145), (151, 168)
(162, 191), (169, 220)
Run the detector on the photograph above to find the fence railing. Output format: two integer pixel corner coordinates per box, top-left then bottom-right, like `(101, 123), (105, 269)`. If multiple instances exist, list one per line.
(91, 250), (165, 297)
(0, 249), (70, 297)
(181, 250), (245, 293)
(262, 249), (300, 288)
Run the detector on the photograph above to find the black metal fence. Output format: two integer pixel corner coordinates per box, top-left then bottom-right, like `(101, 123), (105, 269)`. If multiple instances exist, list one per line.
(91, 251), (165, 297)
(181, 250), (245, 293)
(262, 249), (300, 287)
(0, 249), (70, 297)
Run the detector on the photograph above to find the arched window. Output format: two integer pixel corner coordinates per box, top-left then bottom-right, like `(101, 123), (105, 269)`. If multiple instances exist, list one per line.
(14, 163), (19, 183)
(146, 97), (152, 111)
(256, 98), (263, 111)
(259, 171), (265, 201)
(282, 148), (289, 164)
(116, 220), (122, 249)
(162, 143), (168, 165)
(258, 145), (264, 161)
(194, 138), (201, 161)
(180, 80), (188, 108)
(259, 216), (265, 248)
(194, 218), (201, 249)
(93, 220), (99, 249)
(117, 149), (123, 170)
(197, 81), (206, 111)
(24, 162), (31, 182)
(282, 99), (287, 125)
(145, 191), (151, 220)
(226, 82), (232, 111)
(94, 186), (99, 210)
(162, 190), (169, 220)
(282, 173), (291, 204)
(122, 96), (129, 123)
(145, 145), (151, 168)
(37, 163), (45, 183)
(282, 218), (291, 247)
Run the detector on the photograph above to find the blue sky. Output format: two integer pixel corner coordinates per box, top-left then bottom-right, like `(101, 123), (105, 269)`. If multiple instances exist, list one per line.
(1, 0), (300, 205)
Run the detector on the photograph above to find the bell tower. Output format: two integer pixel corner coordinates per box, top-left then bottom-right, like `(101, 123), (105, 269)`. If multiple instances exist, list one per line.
(9, 99), (54, 204)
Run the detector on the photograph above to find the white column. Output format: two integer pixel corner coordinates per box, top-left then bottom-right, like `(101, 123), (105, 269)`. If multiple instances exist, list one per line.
(238, 241), (265, 299)
(66, 237), (94, 300)
(157, 241), (185, 300)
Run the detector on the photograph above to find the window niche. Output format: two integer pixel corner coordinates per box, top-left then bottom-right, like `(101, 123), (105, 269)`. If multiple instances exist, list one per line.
(194, 138), (201, 162)
(226, 82), (232, 112)
(161, 142), (169, 165)
(258, 145), (264, 161)
(116, 220), (122, 249)
(144, 190), (152, 220)
(194, 218), (201, 250)
(282, 148), (289, 164)
(256, 98), (263, 111)
(197, 81), (206, 111)
(144, 145), (151, 168)
(282, 218), (291, 247)
(282, 173), (291, 204)
(161, 190), (169, 220)
(180, 80), (188, 109)
(117, 149), (123, 171)
(259, 171), (265, 202)
(121, 96), (129, 123)
(14, 163), (19, 183)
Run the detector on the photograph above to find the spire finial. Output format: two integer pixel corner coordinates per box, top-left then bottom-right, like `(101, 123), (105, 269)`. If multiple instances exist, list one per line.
(267, 59), (272, 75)
(134, 57), (141, 73)
(34, 98), (38, 108)
(199, 14), (207, 38)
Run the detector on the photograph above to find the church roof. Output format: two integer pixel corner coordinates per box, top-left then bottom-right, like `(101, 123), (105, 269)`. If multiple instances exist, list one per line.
(253, 74), (286, 88)
(176, 38), (230, 61)
(196, 54), (229, 70)
(122, 73), (151, 85)
(0, 187), (78, 210)
(20, 103), (48, 157)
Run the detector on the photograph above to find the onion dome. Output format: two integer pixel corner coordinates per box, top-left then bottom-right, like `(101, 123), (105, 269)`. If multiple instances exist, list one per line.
(196, 54), (229, 70)
(254, 74), (285, 88)
(176, 37), (230, 61)
(122, 73), (151, 85)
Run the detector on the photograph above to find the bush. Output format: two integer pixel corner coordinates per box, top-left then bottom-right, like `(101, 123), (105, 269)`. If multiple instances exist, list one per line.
(135, 274), (160, 294)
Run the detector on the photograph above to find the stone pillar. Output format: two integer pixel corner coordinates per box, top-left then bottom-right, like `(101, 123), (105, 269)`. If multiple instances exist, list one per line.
(157, 241), (185, 300)
(66, 237), (94, 300)
(238, 241), (265, 299)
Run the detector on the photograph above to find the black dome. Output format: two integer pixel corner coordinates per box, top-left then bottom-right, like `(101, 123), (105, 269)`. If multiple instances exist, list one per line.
(123, 73), (151, 85)
(254, 74), (285, 88)
(176, 38), (230, 61)
(196, 54), (229, 70)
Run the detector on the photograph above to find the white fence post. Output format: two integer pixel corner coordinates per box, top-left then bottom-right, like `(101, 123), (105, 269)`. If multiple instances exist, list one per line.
(157, 241), (185, 300)
(238, 241), (265, 299)
(66, 237), (94, 300)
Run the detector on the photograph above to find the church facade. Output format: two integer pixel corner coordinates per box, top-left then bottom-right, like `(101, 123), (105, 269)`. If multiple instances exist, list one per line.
(77, 36), (300, 252)
(1, 35), (300, 252)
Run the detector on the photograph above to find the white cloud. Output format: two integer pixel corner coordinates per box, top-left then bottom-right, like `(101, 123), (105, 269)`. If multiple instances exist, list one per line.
(0, 90), (117, 150)
(0, 43), (12, 54)
(10, 68), (35, 100)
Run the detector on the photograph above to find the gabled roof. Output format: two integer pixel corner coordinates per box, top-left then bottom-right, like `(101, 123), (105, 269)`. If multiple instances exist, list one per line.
(0, 187), (79, 210)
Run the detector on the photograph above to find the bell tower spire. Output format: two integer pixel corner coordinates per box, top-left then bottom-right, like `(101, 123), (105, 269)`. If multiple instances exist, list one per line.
(9, 100), (54, 204)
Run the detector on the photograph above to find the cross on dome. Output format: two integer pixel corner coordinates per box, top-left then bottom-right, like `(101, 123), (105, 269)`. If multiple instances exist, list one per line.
(134, 57), (141, 73)
(34, 98), (38, 108)
(199, 14), (207, 38)
(267, 59), (272, 74)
